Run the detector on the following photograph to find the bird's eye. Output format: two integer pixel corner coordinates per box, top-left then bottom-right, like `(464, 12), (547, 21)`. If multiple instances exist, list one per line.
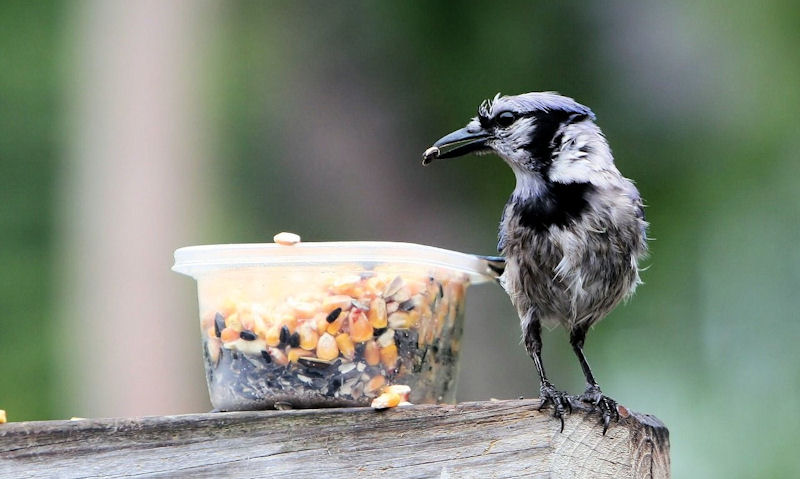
(495, 111), (516, 128)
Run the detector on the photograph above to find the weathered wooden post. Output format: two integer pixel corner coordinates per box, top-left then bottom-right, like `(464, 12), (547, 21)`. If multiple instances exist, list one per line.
(0, 399), (669, 478)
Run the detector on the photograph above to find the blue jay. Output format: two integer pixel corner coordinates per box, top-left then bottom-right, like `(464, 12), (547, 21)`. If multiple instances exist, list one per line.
(423, 92), (648, 433)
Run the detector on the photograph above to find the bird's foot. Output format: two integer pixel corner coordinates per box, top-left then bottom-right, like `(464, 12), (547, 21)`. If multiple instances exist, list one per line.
(577, 384), (619, 435)
(538, 381), (572, 433)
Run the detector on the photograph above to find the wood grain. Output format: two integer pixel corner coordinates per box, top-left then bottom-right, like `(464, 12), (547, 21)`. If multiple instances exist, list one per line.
(0, 399), (669, 478)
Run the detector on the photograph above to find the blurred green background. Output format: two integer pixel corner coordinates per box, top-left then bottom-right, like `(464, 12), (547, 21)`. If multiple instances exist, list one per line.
(1, 1), (798, 477)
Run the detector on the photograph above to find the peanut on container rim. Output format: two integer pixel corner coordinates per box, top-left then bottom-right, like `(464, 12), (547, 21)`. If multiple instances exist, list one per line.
(273, 232), (301, 245)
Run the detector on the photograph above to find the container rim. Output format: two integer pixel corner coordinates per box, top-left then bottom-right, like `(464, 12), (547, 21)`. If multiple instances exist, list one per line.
(173, 241), (495, 284)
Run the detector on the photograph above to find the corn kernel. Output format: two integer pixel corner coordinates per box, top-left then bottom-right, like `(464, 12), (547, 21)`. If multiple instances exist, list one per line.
(365, 340), (380, 366)
(382, 384), (411, 401)
(268, 347), (288, 366)
(264, 326), (281, 347)
(207, 339), (221, 364)
(298, 323), (319, 351)
(220, 327), (240, 343)
(365, 374), (386, 394)
(221, 297), (239, 317)
(376, 328), (395, 348)
(322, 295), (352, 313)
(290, 301), (317, 318)
(349, 310), (374, 343)
(314, 312), (329, 334)
(206, 327), (216, 339)
(225, 312), (242, 331)
(371, 391), (402, 409)
(288, 348), (313, 363)
(391, 286), (411, 303)
(365, 276), (387, 295)
(316, 333), (339, 361)
(0, 409), (6, 424)
(406, 280), (427, 296)
(330, 275), (362, 296)
(335, 333), (355, 360)
(380, 343), (398, 370)
(326, 310), (347, 335)
(368, 298), (388, 328)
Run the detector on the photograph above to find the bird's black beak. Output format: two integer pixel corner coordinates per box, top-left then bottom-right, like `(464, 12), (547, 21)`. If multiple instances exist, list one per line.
(422, 122), (491, 165)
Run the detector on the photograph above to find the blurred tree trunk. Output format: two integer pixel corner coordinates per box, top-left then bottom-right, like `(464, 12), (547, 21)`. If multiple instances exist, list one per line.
(56, 0), (213, 418)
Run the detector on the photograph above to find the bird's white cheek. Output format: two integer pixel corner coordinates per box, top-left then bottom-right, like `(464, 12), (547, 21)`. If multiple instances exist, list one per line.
(548, 160), (597, 184)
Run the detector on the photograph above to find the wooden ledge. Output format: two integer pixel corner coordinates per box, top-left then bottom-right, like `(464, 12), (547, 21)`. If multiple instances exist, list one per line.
(0, 399), (669, 478)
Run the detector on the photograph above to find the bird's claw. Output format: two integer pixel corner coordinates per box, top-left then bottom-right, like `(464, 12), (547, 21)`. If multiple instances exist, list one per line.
(578, 385), (620, 435)
(538, 381), (572, 433)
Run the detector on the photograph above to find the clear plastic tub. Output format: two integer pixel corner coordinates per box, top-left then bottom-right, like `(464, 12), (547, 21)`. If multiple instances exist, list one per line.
(173, 242), (493, 411)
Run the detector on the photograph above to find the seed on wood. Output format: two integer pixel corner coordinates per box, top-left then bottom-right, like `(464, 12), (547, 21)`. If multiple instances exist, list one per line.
(371, 391), (402, 409)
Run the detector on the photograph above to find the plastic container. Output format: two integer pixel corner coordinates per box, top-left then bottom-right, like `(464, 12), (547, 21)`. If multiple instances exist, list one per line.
(173, 242), (493, 411)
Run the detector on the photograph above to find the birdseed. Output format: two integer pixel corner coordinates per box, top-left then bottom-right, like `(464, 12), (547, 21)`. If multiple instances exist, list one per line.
(199, 268), (467, 411)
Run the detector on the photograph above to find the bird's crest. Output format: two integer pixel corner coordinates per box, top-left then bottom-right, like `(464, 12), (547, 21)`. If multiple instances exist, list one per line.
(478, 92), (502, 118)
(479, 92), (596, 121)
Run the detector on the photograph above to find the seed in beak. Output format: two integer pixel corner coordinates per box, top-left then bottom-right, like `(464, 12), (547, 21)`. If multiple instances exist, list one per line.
(422, 146), (439, 165)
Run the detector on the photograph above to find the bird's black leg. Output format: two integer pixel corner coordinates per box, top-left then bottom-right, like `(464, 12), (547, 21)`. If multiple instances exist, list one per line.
(524, 310), (571, 432)
(570, 324), (619, 434)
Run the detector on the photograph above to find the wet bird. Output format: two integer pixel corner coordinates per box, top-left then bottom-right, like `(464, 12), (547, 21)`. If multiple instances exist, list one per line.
(423, 92), (648, 433)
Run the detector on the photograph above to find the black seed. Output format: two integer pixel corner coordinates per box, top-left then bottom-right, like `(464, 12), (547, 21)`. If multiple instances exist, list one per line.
(373, 327), (387, 337)
(214, 312), (225, 337)
(279, 325), (290, 346)
(330, 376), (344, 392)
(326, 307), (342, 323)
(289, 332), (301, 348)
(398, 299), (415, 312)
(438, 284), (444, 298)
(354, 342), (366, 360)
(298, 357), (332, 369)
(261, 350), (272, 363)
(240, 329), (257, 341)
